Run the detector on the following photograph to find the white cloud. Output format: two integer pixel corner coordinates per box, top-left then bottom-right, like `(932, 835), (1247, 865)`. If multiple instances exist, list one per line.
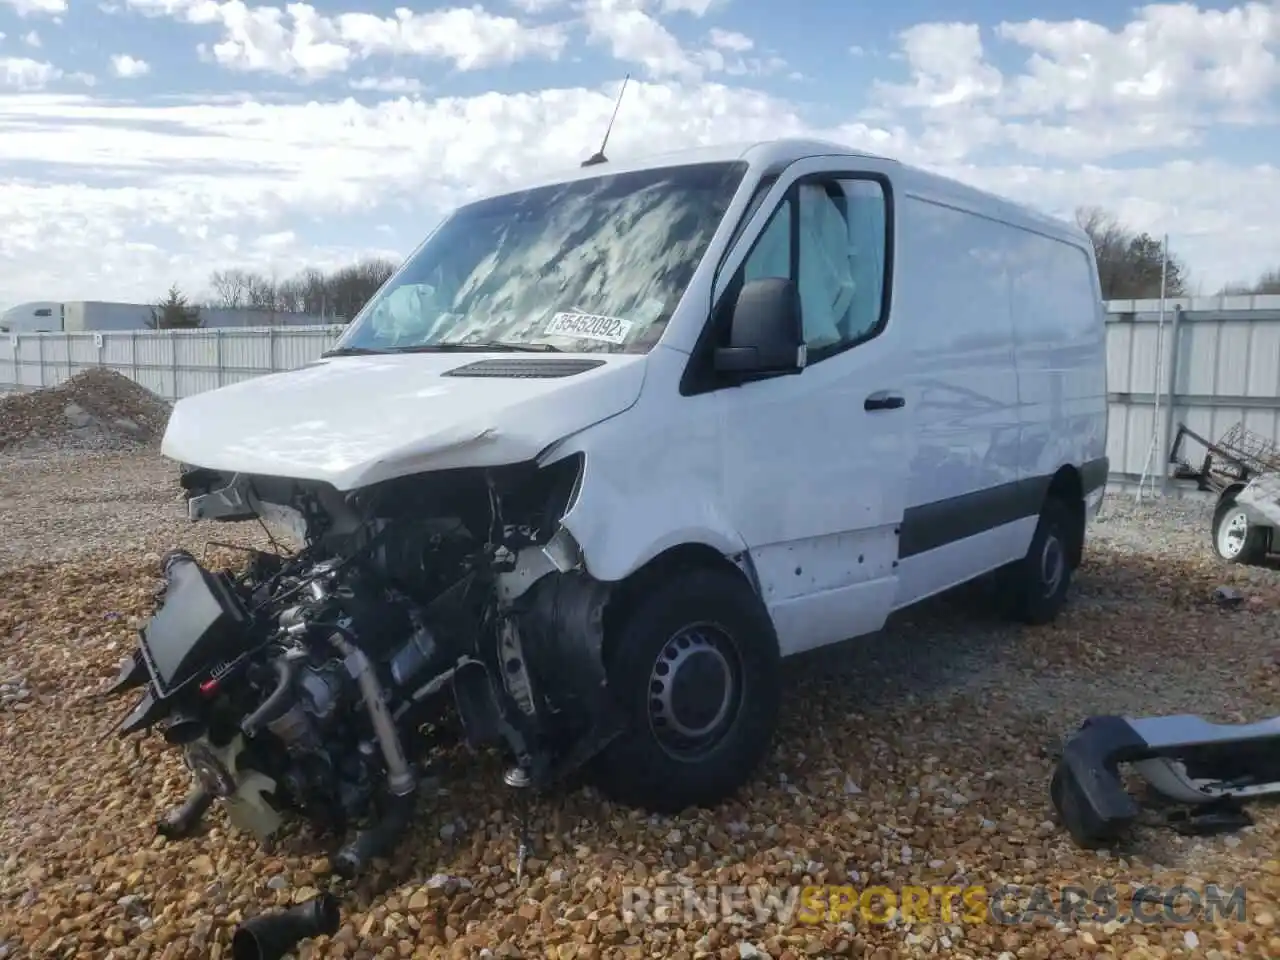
(122, 0), (568, 80)
(994, 4), (1280, 114)
(22, 30), (41, 47)
(349, 75), (423, 94)
(110, 54), (151, 78)
(0, 82), (903, 304)
(0, 0), (66, 15)
(872, 4), (1280, 161)
(657, 0), (721, 15)
(580, 0), (783, 79)
(876, 22), (1003, 109)
(0, 57), (60, 90)
(2, 2), (1280, 309)
(708, 28), (752, 53)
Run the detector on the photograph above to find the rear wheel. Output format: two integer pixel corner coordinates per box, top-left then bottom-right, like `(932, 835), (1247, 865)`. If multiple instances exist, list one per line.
(1004, 496), (1076, 625)
(1212, 493), (1269, 565)
(589, 567), (781, 813)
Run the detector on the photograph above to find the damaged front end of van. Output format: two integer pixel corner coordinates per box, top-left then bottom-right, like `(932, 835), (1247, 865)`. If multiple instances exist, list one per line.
(105, 402), (649, 876)
(101, 155), (762, 876)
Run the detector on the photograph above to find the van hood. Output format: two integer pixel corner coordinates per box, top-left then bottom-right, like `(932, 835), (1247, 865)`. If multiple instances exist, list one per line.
(161, 352), (648, 490)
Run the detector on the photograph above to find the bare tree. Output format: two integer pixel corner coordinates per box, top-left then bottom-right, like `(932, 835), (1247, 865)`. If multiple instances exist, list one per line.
(1075, 206), (1189, 299)
(326, 258), (398, 321)
(1218, 268), (1280, 296)
(244, 273), (280, 312)
(207, 268), (256, 309)
(203, 257), (398, 322)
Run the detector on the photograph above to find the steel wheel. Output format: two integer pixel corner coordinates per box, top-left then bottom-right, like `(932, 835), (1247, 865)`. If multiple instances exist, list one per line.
(1039, 529), (1066, 599)
(1216, 507), (1249, 560)
(646, 623), (743, 762)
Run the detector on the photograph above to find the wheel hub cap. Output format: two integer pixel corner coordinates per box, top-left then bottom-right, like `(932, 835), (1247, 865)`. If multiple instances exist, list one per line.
(1040, 533), (1065, 597)
(647, 626), (739, 759)
(1220, 511), (1248, 558)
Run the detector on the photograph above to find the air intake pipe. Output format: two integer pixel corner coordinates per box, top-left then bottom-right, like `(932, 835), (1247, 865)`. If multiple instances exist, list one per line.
(231, 893), (341, 960)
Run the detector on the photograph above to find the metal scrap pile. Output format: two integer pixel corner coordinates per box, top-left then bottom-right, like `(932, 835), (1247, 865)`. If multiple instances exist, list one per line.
(0, 370), (172, 452)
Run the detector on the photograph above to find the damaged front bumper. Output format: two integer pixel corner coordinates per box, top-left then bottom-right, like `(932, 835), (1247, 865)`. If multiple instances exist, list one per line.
(1052, 713), (1280, 846)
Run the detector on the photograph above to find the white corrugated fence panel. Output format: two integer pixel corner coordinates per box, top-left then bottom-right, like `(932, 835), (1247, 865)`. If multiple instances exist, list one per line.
(4, 312), (1280, 498)
(219, 327), (277, 375)
(102, 332), (134, 368)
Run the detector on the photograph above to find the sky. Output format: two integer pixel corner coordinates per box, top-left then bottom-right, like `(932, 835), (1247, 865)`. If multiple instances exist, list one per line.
(1, 0), (1279, 310)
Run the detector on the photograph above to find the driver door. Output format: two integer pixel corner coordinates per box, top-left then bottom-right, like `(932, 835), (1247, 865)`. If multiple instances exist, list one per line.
(710, 158), (912, 656)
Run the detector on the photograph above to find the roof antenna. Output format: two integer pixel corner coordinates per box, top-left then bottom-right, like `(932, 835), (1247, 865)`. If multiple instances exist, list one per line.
(581, 73), (630, 168)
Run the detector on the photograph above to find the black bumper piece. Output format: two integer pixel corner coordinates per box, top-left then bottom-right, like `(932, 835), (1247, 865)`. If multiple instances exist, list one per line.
(1050, 715), (1150, 847)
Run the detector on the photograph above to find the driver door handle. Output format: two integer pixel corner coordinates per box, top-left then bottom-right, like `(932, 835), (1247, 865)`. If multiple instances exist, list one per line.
(864, 391), (905, 412)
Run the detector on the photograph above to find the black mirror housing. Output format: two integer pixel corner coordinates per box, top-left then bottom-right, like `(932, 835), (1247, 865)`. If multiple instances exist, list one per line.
(713, 276), (806, 376)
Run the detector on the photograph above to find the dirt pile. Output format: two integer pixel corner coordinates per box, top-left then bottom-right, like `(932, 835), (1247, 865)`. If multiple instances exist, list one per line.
(0, 369), (172, 452)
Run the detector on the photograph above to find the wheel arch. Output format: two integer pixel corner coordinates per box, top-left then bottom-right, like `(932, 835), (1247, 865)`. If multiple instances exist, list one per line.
(600, 542), (762, 666)
(1216, 482), (1249, 512)
(1045, 464), (1086, 568)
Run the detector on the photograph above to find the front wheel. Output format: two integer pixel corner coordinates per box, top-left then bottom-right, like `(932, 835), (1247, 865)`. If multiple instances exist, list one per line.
(589, 567), (781, 813)
(1212, 493), (1269, 565)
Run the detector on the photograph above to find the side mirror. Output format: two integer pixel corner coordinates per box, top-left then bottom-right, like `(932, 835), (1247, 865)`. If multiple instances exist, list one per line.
(713, 277), (806, 376)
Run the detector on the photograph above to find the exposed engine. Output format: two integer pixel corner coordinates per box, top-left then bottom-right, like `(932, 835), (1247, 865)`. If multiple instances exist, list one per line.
(106, 453), (619, 877)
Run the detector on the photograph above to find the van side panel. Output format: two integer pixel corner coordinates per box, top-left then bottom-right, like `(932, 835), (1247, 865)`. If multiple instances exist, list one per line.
(1006, 230), (1109, 492)
(891, 194), (1032, 608)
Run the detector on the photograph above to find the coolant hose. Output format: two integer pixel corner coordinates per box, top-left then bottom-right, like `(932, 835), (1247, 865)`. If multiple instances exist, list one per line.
(332, 790), (417, 879)
(325, 629), (416, 797)
(241, 658), (297, 737)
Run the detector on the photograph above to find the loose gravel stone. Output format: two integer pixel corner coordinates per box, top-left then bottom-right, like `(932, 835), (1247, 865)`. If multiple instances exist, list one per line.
(3, 464), (1280, 959)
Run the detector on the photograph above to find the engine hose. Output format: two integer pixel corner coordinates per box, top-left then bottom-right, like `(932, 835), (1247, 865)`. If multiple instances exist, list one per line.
(325, 629), (416, 797)
(241, 658), (297, 737)
(332, 790), (416, 879)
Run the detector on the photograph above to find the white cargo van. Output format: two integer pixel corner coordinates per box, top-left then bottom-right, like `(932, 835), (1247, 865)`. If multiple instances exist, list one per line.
(159, 139), (1108, 819)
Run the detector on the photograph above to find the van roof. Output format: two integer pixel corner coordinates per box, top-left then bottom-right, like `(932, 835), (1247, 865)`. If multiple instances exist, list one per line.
(517, 138), (890, 191)
(503, 137), (1088, 248)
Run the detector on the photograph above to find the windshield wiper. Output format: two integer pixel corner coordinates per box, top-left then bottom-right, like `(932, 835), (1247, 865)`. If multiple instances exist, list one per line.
(389, 340), (563, 353)
(320, 346), (388, 358)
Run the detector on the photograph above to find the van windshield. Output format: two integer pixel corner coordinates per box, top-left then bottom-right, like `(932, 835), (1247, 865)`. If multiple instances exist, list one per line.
(332, 161), (747, 356)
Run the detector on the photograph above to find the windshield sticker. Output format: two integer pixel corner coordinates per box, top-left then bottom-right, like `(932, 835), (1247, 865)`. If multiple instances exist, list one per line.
(544, 311), (633, 345)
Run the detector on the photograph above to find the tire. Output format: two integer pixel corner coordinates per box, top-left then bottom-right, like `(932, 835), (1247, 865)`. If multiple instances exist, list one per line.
(1212, 493), (1269, 565)
(1005, 496), (1076, 625)
(589, 567), (781, 813)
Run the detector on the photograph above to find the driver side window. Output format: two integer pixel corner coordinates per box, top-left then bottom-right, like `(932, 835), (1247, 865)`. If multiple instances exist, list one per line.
(736, 176), (889, 359)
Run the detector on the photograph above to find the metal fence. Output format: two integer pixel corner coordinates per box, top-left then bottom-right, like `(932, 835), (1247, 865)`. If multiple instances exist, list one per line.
(1105, 294), (1280, 493)
(0, 325), (346, 400)
(4, 295), (1280, 492)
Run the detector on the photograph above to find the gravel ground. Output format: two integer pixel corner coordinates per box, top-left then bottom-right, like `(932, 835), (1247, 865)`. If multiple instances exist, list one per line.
(3, 452), (1280, 960)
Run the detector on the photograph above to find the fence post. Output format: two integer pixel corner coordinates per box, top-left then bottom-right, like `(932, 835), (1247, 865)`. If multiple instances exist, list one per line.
(1158, 305), (1184, 497)
(170, 329), (180, 400)
(215, 329), (224, 387)
(131, 330), (139, 386)
(37, 333), (44, 387)
(269, 326), (277, 372)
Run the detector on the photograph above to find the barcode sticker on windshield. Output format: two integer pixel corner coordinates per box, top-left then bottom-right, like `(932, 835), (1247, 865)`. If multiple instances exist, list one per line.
(544, 311), (633, 345)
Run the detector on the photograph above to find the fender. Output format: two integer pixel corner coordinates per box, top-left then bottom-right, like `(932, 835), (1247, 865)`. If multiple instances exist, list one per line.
(558, 458), (749, 583)
(541, 345), (750, 584)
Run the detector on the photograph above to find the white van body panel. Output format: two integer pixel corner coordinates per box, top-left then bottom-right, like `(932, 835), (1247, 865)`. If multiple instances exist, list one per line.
(159, 137), (1108, 662)
(550, 345), (751, 578)
(162, 352), (648, 489)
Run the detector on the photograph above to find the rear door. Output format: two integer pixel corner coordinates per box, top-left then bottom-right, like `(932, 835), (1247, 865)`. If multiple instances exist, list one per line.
(693, 156), (912, 656)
